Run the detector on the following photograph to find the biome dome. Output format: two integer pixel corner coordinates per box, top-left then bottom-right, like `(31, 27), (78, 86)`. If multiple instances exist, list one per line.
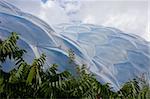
(0, 0), (150, 91)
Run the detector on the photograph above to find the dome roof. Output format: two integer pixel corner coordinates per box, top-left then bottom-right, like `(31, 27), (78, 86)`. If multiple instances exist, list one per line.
(0, 0), (150, 91)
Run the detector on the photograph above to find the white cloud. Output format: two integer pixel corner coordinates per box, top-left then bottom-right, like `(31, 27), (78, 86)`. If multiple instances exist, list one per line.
(55, 0), (81, 22)
(41, 0), (55, 8)
(5, 0), (149, 41)
(83, 15), (96, 24)
(148, 0), (150, 41)
(79, 0), (148, 41)
(5, 0), (69, 25)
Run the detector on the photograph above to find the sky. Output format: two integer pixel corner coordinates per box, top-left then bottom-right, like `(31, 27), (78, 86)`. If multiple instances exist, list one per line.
(5, 0), (150, 41)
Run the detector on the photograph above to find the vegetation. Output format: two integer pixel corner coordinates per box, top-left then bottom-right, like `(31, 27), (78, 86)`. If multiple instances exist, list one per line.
(0, 32), (150, 99)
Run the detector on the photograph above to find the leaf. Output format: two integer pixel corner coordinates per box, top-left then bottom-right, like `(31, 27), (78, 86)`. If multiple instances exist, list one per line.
(26, 66), (36, 84)
(15, 63), (25, 78)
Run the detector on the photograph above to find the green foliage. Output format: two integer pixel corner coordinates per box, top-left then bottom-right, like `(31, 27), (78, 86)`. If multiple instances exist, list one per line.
(0, 33), (150, 99)
(118, 77), (150, 99)
(0, 32), (26, 64)
(68, 49), (75, 63)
